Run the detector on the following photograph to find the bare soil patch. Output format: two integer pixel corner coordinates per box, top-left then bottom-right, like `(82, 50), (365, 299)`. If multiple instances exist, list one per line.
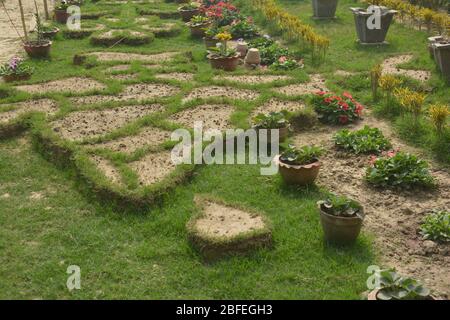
(169, 104), (234, 131)
(90, 155), (123, 185)
(16, 77), (106, 94)
(252, 99), (305, 117)
(155, 73), (195, 82)
(382, 55), (431, 82)
(334, 70), (358, 77)
(290, 113), (450, 297)
(51, 104), (165, 141)
(183, 86), (259, 103)
(275, 74), (327, 96)
(85, 126), (171, 154)
(87, 51), (179, 63)
(0, 99), (58, 124)
(105, 65), (132, 72)
(130, 150), (176, 186)
(71, 83), (179, 105)
(214, 75), (293, 84)
(109, 73), (139, 81)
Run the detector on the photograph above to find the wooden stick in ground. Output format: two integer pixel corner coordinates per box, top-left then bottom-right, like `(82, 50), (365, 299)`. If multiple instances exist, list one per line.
(43, 0), (49, 20)
(18, 0), (28, 41)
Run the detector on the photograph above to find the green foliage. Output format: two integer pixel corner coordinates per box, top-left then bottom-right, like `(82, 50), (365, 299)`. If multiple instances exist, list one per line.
(253, 111), (289, 129)
(366, 152), (435, 188)
(312, 92), (364, 125)
(420, 210), (450, 242)
(230, 19), (259, 39)
(248, 36), (290, 65)
(374, 269), (431, 300)
(317, 194), (363, 218)
(270, 56), (300, 70)
(290, 106), (318, 130)
(333, 126), (392, 154)
(280, 144), (323, 165)
(188, 15), (211, 26)
(0, 57), (34, 77)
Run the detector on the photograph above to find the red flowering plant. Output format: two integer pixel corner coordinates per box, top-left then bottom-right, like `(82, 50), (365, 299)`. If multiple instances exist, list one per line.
(312, 91), (364, 125)
(201, 1), (240, 27)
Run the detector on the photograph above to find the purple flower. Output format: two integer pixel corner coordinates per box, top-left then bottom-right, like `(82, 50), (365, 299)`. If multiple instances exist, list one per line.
(9, 57), (22, 71)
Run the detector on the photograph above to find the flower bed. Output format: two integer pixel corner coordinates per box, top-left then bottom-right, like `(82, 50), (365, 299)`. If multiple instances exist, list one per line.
(312, 91), (364, 124)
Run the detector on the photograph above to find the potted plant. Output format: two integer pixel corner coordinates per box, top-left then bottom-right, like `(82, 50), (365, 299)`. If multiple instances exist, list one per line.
(350, 6), (397, 44)
(0, 57), (34, 82)
(312, 0), (339, 19)
(207, 31), (240, 71)
(178, 2), (201, 22)
(368, 268), (434, 300)
(23, 12), (52, 58)
(186, 15), (212, 38)
(432, 39), (450, 83)
(54, 0), (70, 24)
(317, 194), (364, 245)
(253, 111), (290, 143)
(276, 145), (323, 185)
(31, 23), (60, 39)
(203, 25), (220, 49)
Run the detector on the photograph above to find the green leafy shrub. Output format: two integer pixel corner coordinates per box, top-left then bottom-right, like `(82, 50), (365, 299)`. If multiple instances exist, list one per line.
(420, 210), (450, 242)
(317, 194), (363, 218)
(253, 111), (289, 129)
(373, 268), (431, 300)
(0, 57), (34, 78)
(248, 36), (290, 65)
(333, 126), (392, 154)
(280, 145), (323, 165)
(366, 151), (435, 188)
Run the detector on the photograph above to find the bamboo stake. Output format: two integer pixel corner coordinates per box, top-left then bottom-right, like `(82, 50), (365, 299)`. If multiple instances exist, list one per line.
(18, 0), (28, 41)
(43, 0), (49, 20)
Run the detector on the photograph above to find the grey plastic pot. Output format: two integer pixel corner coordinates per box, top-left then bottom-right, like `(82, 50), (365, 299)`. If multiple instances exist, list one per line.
(312, 0), (338, 19)
(428, 36), (445, 61)
(433, 42), (450, 84)
(350, 7), (397, 44)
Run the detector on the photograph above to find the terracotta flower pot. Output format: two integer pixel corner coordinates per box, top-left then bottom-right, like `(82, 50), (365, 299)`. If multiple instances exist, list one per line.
(187, 22), (211, 38)
(276, 155), (321, 185)
(319, 207), (364, 245)
(208, 54), (240, 71)
(2, 73), (31, 83)
(54, 9), (69, 24)
(23, 40), (52, 58)
(179, 7), (200, 22)
(367, 289), (440, 300)
(42, 27), (60, 39)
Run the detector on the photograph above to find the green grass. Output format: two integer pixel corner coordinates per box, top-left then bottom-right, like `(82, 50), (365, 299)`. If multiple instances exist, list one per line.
(0, 136), (374, 299)
(5, 0), (449, 299)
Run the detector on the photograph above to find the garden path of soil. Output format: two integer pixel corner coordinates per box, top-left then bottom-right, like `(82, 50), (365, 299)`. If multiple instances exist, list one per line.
(292, 113), (450, 298)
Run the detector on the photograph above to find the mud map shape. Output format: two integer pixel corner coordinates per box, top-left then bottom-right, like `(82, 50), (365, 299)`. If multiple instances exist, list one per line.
(169, 104), (234, 131)
(130, 150), (176, 186)
(16, 77), (106, 94)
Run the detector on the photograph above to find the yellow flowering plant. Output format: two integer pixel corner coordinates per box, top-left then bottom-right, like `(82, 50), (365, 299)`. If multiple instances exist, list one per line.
(429, 104), (449, 135)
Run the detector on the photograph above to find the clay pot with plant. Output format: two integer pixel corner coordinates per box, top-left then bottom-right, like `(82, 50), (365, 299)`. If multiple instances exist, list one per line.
(23, 12), (52, 58)
(0, 57), (34, 82)
(178, 2), (201, 22)
(276, 145), (323, 185)
(31, 23), (60, 39)
(367, 268), (436, 300)
(54, 1), (70, 24)
(186, 15), (212, 38)
(207, 31), (240, 71)
(253, 111), (290, 143)
(317, 194), (364, 245)
(203, 25), (220, 49)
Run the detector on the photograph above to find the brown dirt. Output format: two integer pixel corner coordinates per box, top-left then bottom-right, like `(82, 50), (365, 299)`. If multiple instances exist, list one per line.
(155, 73), (195, 82)
(85, 126), (171, 154)
(109, 74), (139, 81)
(275, 74), (327, 96)
(0, 99), (58, 124)
(183, 86), (259, 103)
(87, 51), (179, 63)
(129, 150), (176, 186)
(194, 200), (266, 238)
(90, 155), (123, 185)
(252, 98), (305, 117)
(214, 75), (293, 84)
(70, 83), (180, 105)
(290, 112), (450, 297)
(169, 104), (234, 131)
(51, 104), (165, 141)
(382, 55), (431, 82)
(105, 65), (132, 72)
(16, 77), (106, 94)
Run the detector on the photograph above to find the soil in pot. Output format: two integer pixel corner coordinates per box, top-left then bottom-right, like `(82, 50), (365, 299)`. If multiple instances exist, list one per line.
(319, 208), (363, 245)
(276, 155), (321, 185)
(312, 0), (339, 19)
(23, 40), (52, 58)
(208, 54), (240, 71)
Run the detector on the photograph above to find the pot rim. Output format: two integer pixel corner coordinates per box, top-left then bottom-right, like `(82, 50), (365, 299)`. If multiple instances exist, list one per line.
(23, 40), (52, 47)
(207, 53), (240, 60)
(178, 6), (200, 12)
(275, 155), (321, 170)
(318, 206), (365, 221)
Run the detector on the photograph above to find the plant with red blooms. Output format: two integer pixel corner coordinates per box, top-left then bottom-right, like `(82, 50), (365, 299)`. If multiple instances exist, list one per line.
(312, 91), (364, 125)
(201, 1), (240, 27)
